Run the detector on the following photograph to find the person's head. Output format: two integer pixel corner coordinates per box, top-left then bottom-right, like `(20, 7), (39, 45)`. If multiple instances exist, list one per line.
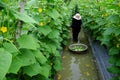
(75, 13), (80, 19)
(73, 13), (81, 20)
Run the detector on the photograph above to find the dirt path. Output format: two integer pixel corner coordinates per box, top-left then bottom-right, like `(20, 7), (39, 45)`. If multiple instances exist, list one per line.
(57, 28), (102, 80)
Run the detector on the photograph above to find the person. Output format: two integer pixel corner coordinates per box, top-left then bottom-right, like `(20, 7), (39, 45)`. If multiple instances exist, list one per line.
(71, 13), (82, 43)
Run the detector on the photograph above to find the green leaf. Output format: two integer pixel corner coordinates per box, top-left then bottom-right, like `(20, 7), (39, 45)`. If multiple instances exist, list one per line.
(31, 74), (50, 80)
(108, 66), (120, 74)
(45, 41), (60, 57)
(54, 19), (62, 25)
(103, 27), (114, 35)
(53, 58), (62, 71)
(0, 36), (3, 42)
(109, 56), (118, 64)
(2, 77), (7, 80)
(39, 64), (51, 78)
(107, 14), (120, 23)
(100, 35), (111, 46)
(45, 41), (56, 51)
(12, 11), (37, 24)
(116, 59), (120, 66)
(48, 29), (60, 39)
(86, 17), (93, 23)
(8, 56), (22, 74)
(46, 9), (60, 20)
(32, 50), (47, 64)
(17, 34), (39, 50)
(0, 48), (12, 80)
(27, 0), (38, 8)
(0, 1), (6, 10)
(109, 47), (119, 55)
(23, 62), (41, 77)
(18, 49), (36, 66)
(53, 50), (60, 57)
(114, 27), (120, 36)
(89, 25), (98, 30)
(3, 42), (18, 56)
(97, 20), (106, 26)
(110, 77), (119, 80)
(38, 26), (52, 36)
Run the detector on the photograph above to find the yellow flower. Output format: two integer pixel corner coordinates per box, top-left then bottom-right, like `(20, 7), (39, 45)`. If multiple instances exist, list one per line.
(38, 8), (43, 13)
(39, 22), (44, 26)
(118, 2), (120, 7)
(0, 26), (7, 33)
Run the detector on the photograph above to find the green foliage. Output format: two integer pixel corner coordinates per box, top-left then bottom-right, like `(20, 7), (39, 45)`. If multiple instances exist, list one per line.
(53, 57), (62, 71)
(0, 0), (71, 79)
(33, 50), (47, 64)
(3, 42), (19, 56)
(12, 11), (37, 24)
(108, 66), (120, 74)
(18, 49), (36, 66)
(8, 56), (22, 74)
(79, 0), (120, 79)
(39, 64), (51, 78)
(0, 48), (12, 80)
(0, 2), (6, 10)
(109, 47), (119, 55)
(46, 9), (60, 20)
(38, 26), (52, 36)
(17, 35), (40, 50)
(23, 62), (41, 77)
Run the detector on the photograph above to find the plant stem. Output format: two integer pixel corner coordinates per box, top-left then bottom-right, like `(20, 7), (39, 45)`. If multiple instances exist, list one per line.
(15, 0), (25, 39)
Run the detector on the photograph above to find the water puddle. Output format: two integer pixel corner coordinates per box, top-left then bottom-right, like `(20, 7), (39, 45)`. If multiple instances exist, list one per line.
(58, 47), (100, 80)
(57, 29), (102, 80)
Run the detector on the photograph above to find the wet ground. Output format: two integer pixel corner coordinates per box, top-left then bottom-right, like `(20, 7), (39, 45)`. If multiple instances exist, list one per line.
(57, 28), (102, 80)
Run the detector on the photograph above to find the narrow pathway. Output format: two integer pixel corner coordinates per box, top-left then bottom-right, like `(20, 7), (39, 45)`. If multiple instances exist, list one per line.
(57, 28), (102, 80)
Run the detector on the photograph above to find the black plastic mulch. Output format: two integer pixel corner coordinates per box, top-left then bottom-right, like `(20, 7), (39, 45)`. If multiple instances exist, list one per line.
(88, 35), (114, 80)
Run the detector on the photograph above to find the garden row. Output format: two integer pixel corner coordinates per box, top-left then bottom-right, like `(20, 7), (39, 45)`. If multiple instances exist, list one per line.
(0, 0), (73, 80)
(78, 0), (120, 80)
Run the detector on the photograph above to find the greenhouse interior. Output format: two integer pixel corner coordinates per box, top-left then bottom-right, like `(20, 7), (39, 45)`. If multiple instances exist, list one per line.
(0, 0), (120, 80)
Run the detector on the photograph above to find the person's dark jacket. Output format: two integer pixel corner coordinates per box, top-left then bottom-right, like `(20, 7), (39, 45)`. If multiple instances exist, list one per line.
(71, 17), (82, 42)
(71, 18), (82, 29)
